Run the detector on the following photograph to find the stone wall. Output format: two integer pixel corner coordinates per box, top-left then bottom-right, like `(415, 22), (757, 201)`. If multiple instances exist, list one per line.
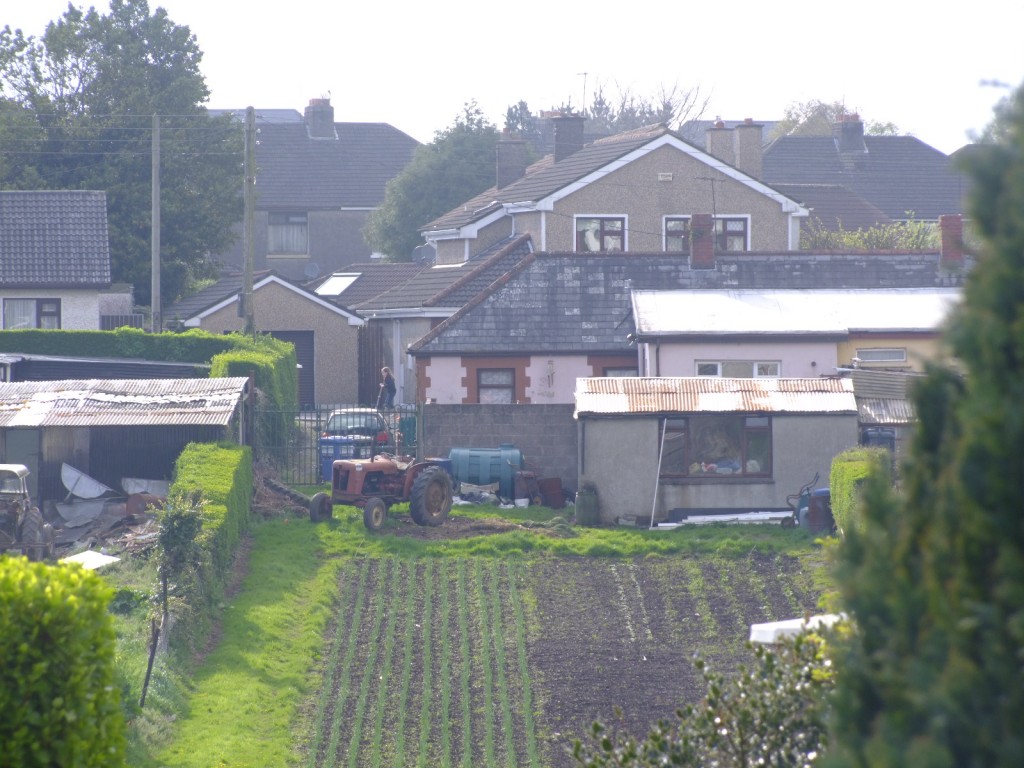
(418, 404), (578, 494)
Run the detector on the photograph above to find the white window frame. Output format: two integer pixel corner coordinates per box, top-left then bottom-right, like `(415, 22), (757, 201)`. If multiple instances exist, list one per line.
(696, 360), (780, 378)
(574, 215), (626, 252)
(855, 348), (907, 363)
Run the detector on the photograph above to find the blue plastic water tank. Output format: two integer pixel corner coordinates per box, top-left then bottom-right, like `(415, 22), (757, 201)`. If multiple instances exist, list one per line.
(447, 444), (523, 499)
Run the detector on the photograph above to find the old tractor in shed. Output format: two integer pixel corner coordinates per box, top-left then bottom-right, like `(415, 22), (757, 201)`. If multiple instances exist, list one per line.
(310, 454), (454, 531)
(0, 464), (55, 561)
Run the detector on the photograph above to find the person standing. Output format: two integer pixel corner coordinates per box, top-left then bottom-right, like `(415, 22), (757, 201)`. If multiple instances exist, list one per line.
(379, 367), (396, 410)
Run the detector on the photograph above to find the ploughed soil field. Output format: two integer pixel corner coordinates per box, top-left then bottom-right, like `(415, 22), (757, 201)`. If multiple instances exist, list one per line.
(300, 531), (822, 768)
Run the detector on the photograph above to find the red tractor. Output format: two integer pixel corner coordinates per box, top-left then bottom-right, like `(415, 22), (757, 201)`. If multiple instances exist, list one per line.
(309, 454), (454, 531)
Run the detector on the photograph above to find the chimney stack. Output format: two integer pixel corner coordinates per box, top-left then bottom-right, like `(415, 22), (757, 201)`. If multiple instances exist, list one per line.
(496, 131), (528, 189)
(833, 113), (866, 154)
(705, 119), (734, 166)
(552, 113), (585, 162)
(733, 118), (763, 179)
(304, 97), (336, 139)
(939, 213), (964, 264)
(690, 213), (715, 269)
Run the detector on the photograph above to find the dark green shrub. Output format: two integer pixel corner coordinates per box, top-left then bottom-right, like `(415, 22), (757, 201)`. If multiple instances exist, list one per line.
(0, 558), (126, 766)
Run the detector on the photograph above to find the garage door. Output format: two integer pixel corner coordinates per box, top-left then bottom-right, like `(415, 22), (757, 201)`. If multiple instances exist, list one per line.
(271, 330), (315, 407)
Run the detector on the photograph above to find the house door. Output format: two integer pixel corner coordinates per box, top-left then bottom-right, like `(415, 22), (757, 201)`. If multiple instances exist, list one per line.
(271, 331), (315, 407)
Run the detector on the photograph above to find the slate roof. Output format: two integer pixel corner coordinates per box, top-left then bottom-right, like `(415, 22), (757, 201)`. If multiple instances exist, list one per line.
(312, 262), (426, 307)
(214, 109), (420, 210)
(355, 235), (534, 313)
(163, 271), (271, 327)
(423, 124), (747, 234)
(763, 134), (967, 220)
(0, 190), (112, 287)
(409, 247), (970, 358)
(770, 183), (893, 230)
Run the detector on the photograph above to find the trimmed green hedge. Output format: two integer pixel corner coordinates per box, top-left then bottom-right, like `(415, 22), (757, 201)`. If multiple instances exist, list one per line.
(0, 558), (126, 766)
(171, 442), (254, 581)
(0, 327), (298, 410)
(829, 447), (891, 534)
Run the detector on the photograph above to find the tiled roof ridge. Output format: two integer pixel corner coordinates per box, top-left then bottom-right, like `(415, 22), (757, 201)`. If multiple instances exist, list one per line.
(591, 122), (670, 145)
(410, 244), (538, 352)
(424, 234), (533, 307)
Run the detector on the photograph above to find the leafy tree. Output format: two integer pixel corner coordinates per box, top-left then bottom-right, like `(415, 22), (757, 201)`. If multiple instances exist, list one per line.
(769, 99), (899, 141)
(572, 633), (835, 767)
(801, 215), (938, 250)
(0, 0), (242, 306)
(364, 100), (500, 260)
(826, 79), (1024, 767)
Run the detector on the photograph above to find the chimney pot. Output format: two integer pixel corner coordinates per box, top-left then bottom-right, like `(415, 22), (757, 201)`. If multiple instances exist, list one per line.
(304, 97), (335, 139)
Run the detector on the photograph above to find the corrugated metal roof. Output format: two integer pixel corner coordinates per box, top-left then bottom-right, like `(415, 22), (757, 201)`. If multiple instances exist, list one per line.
(575, 377), (856, 416)
(857, 397), (916, 425)
(631, 288), (960, 336)
(0, 378), (249, 427)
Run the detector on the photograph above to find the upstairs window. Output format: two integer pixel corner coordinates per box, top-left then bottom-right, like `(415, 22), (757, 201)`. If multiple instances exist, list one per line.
(3, 298), (61, 329)
(855, 348), (907, 364)
(576, 217), (625, 252)
(715, 217), (749, 251)
(696, 361), (780, 378)
(664, 217), (691, 254)
(268, 212), (308, 255)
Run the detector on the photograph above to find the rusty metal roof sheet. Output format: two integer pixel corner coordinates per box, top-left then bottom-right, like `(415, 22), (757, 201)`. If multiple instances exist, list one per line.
(857, 397), (916, 425)
(575, 376), (856, 417)
(0, 377), (249, 427)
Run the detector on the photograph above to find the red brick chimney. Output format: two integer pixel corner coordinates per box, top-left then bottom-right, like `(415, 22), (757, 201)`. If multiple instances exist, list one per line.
(690, 213), (715, 269)
(552, 113), (585, 162)
(939, 213), (964, 264)
(496, 131), (528, 189)
(304, 97), (335, 139)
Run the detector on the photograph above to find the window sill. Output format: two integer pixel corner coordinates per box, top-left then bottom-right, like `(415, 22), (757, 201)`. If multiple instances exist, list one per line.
(659, 475), (774, 485)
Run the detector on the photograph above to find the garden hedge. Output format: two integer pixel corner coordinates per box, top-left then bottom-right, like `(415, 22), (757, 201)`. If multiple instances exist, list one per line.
(829, 447), (891, 534)
(0, 558), (126, 766)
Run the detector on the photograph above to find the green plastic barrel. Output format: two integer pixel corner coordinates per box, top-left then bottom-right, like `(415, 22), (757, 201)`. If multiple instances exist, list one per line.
(448, 444), (523, 499)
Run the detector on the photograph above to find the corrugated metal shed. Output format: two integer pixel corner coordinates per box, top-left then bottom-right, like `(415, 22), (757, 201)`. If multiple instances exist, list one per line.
(857, 398), (916, 425)
(631, 288), (960, 337)
(0, 377), (248, 427)
(575, 377), (856, 417)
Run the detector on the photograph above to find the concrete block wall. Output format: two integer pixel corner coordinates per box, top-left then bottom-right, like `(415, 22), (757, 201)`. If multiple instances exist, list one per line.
(418, 404), (578, 494)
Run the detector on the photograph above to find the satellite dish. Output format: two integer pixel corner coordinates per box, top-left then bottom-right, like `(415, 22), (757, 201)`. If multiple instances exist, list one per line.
(304, 262), (321, 279)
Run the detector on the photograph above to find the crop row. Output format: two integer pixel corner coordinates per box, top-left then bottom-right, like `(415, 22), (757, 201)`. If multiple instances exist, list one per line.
(305, 558), (539, 768)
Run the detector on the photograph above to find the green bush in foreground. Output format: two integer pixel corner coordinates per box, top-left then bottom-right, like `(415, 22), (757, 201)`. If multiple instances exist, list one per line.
(0, 558), (125, 766)
(572, 632), (834, 767)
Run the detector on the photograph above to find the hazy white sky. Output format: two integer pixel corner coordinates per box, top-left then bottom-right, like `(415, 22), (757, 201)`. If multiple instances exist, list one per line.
(7, 0), (1024, 154)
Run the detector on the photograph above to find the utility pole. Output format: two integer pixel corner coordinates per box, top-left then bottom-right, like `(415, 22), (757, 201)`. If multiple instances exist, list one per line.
(242, 107), (256, 337)
(151, 113), (161, 333)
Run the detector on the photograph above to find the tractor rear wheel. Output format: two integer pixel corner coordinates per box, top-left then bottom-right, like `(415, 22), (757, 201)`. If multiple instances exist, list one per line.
(20, 506), (53, 561)
(309, 492), (332, 523)
(363, 497), (388, 531)
(409, 467), (452, 527)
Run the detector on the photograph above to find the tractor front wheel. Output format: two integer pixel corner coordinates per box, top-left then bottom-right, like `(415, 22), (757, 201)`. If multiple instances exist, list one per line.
(309, 492), (332, 523)
(20, 506), (53, 561)
(409, 467), (453, 527)
(363, 497), (388, 531)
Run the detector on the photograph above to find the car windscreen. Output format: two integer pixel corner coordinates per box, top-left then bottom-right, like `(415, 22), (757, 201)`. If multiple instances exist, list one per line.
(326, 414), (380, 436)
